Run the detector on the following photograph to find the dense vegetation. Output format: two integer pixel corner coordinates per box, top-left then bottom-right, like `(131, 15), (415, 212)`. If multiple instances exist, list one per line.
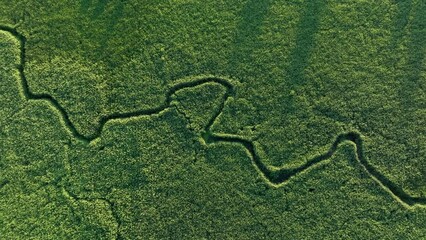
(0, 0), (425, 239)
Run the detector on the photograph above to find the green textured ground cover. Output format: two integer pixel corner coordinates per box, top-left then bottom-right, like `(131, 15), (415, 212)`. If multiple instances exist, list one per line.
(0, 0), (425, 239)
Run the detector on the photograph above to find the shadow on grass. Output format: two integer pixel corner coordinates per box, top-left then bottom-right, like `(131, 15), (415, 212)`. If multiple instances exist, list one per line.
(79, 0), (125, 62)
(229, 0), (325, 85)
(286, 0), (324, 87)
(80, 0), (110, 19)
(228, 0), (272, 73)
(399, 0), (425, 109)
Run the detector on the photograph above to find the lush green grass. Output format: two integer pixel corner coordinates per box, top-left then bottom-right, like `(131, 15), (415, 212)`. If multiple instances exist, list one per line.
(1, 0), (425, 239)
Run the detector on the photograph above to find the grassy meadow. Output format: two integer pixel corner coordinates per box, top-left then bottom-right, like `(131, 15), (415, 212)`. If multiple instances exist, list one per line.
(0, 0), (425, 239)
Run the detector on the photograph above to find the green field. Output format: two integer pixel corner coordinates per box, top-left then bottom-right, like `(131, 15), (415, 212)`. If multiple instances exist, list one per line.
(0, 0), (425, 239)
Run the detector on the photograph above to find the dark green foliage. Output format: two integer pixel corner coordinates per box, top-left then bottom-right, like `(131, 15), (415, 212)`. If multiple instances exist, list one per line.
(0, 0), (425, 239)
